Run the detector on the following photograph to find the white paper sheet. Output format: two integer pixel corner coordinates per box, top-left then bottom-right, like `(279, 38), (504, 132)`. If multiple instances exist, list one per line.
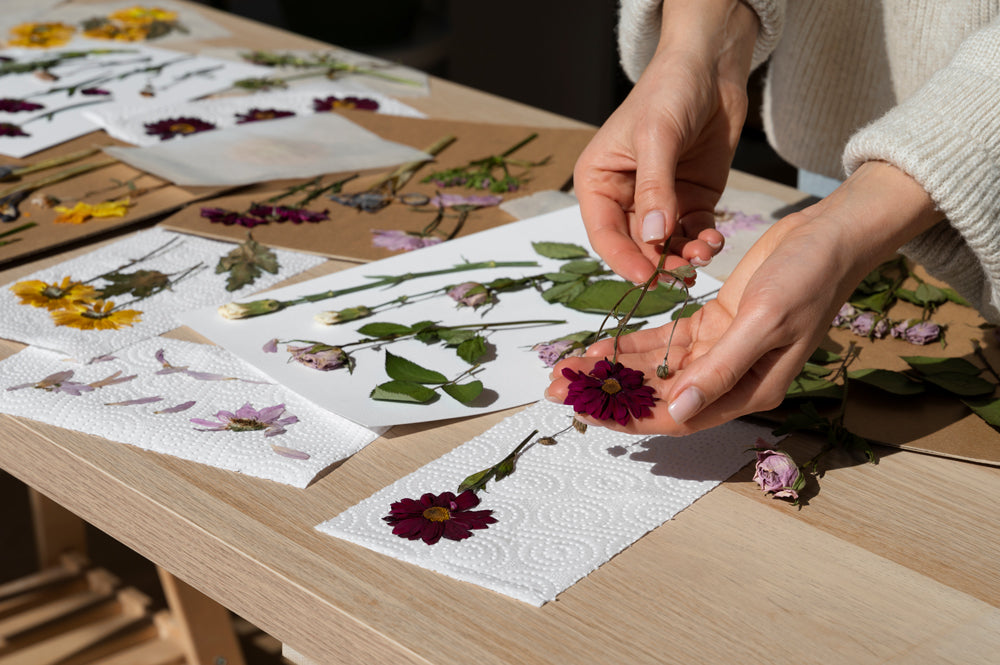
(318, 400), (778, 605)
(0, 228), (324, 360)
(104, 112), (432, 186)
(177, 206), (723, 428)
(86, 85), (424, 146)
(0, 338), (382, 487)
(0, 43), (270, 157)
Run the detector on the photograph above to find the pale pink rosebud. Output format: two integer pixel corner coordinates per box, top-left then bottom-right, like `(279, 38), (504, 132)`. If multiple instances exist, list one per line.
(447, 282), (492, 308)
(752, 441), (804, 501)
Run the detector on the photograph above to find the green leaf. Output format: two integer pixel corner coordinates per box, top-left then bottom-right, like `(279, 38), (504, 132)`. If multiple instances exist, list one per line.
(962, 396), (1000, 430)
(544, 271), (581, 283)
(850, 289), (894, 313)
(384, 351), (448, 384)
(437, 329), (476, 345)
(369, 380), (438, 403)
(671, 302), (702, 320)
(921, 372), (995, 397)
(808, 348), (842, 365)
(915, 282), (948, 306)
(941, 287), (971, 307)
(215, 234), (280, 292)
(457, 466), (495, 493)
(784, 376), (844, 400)
(532, 241), (591, 259)
(896, 288), (922, 306)
(772, 402), (829, 436)
(541, 281), (586, 304)
(800, 362), (833, 378)
(492, 457), (516, 481)
(847, 368), (925, 395)
(356, 322), (412, 337)
(98, 269), (171, 299)
(442, 380), (484, 404)
(567, 280), (686, 316)
(902, 356), (982, 376)
(560, 259), (603, 275)
(456, 336), (487, 364)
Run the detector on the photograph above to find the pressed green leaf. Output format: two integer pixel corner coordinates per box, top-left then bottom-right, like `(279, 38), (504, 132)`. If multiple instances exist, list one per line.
(456, 336), (487, 364)
(671, 302), (702, 320)
(895, 288), (922, 306)
(492, 457), (516, 481)
(921, 372), (995, 397)
(384, 351), (448, 384)
(544, 271), (581, 283)
(941, 287), (971, 307)
(99, 269), (171, 299)
(437, 329), (476, 345)
(457, 466), (495, 493)
(532, 241), (591, 259)
(541, 281), (586, 304)
(369, 380), (438, 403)
(784, 376), (844, 400)
(356, 322), (412, 337)
(808, 348), (842, 365)
(664, 265), (696, 281)
(566, 280), (686, 316)
(847, 368), (925, 395)
(962, 396), (1000, 429)
(560, 259), (602, 275)
(850, 289), (894, 313)
(902, 356), (982, 376)
(215, 234), (280, 292)
(442, 380), (484, 404)
(800, 362), (833, 378)
(915, 282), (948, 305)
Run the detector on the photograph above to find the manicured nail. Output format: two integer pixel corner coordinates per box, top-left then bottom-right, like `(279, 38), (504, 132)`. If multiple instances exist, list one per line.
(544, 388), (561, 403)
(706, 238), (723, 250)
(641, 210), (667, 242)
(668, 386), (705, 423)
(690, 256), (710, 267)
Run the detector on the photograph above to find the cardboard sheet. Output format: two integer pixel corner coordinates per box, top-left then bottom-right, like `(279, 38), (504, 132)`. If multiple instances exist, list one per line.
(159, 112), (596, 261)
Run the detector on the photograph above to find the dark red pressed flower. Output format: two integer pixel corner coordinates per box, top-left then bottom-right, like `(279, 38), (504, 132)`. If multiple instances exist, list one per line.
(312, 95), (379, 112)
(0, 98), (44, 112)
(383, 490), (497, 545)
(234, 107), (296, 124)
(0, 122), (29, 138)
(80, 87), (111, 96)
(199, 206), (267, 228)
(562, 359), (657, 426)
(144, 116), (217, 140)
(276, 206), (328, 223)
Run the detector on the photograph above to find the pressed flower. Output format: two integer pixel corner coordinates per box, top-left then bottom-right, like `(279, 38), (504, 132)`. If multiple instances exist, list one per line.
(7, 22), (76, 48)
(144, 116), (216, 140)
(7, 370), (93, 396)
(429, 193), (503, 208)
(383, 490), (497, 545)
(276, 206), (327, 223)
(753, 443), (805, 501)
(532, 339), (582, 367)
(447, 282), (493, 309)
(81, 87), (111, 96)
(331, 191), (393, 213)
(218, 299), (283, 319)
(234, 107), (296, 124)
(312, 95), (379, 112)
(82, 22), (150, 42)
(370, 229), (442, 252)
(10, 276), (98, 310)
(200, 206), (266, 228)
(50, 299), (143, 331)
(109, 7), (179, 24)
(0, 99), (44, 113)
(905, 320), (941, 345)
(562, 359), (657, 426)
(105, 396), (163, 406)
(155, 400), (197, 414)
(314, 306), (372, 325)
(287, 343), (350, 371)
(53, 198), (131, 225)
(0, 123), (29, 138)
(190, 402), (298, 437)
(849, 311), (876, 337)
(714, 209), (770, 238)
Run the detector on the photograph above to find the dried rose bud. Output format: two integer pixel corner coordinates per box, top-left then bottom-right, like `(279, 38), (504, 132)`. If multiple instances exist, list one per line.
(447, 282), (493, 309)
(218, 299), (282, 319)
(831, 302), (857, 327)
(905, 320), (941, 345)
(849, 311), (876, 337)
(752, 443), (805, 501)
(314, 306), (372, 325)
(287, 344), (349, 371)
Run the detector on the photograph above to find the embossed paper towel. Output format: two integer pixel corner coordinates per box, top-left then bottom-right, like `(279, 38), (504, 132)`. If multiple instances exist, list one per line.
(0, 338), (382, 487)
(0, 228), (324, 361)
(317, 400), (777, 605)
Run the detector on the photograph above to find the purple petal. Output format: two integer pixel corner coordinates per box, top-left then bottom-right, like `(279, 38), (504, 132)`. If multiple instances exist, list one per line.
(154, 348), (169, 365)
(7, 382), (33, 391)
(270, 444), (310, 459)
(255, 404), (286, 423)
(190, 418), (225, 429)
(234, 403), (259, 419)
(155, 400), (197, 414)
(183, 370), (233, 381)
(262, 338), (279, 353)
(105, 396), (164, 406)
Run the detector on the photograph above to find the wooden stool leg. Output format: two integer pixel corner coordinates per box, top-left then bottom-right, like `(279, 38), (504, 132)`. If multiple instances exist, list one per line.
(27, 490), (87, 569)
(157, 568), (246, 665)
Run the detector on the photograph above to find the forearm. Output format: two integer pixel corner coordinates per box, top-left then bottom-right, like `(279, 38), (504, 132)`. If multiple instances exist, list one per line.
(657, 0), (759, 82)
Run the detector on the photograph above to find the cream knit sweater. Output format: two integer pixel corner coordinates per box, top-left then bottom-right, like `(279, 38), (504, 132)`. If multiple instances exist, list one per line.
(618, 0), (1000, 322)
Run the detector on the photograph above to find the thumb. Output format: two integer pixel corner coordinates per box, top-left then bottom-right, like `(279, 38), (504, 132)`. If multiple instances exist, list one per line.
(633, 137), (680, 245)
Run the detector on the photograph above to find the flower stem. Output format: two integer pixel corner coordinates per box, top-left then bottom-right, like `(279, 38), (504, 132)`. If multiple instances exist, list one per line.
(0, 222), (36, 246)
(0, 158), (117, 201)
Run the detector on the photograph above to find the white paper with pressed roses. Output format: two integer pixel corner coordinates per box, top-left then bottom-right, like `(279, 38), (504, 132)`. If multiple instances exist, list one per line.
(317, 399), (778, 606)
(177, 205), (724, 428)
(0, 337), (383, 487)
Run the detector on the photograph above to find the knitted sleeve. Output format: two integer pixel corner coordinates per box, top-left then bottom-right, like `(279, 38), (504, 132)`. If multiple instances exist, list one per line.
(843, 21), (1000, 323)
(617, 0), (785, 82)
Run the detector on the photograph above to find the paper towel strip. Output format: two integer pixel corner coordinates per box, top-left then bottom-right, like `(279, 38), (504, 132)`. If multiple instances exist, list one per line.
(318, 400), (776, 605)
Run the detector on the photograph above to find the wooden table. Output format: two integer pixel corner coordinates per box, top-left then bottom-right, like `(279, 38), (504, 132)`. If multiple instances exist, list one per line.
(2, 3), (1000, 664)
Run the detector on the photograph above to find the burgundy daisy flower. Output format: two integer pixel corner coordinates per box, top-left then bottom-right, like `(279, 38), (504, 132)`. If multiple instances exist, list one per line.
(383, 490), (497, 545)
(312, 95), (380, 112)
(81, 88), (111, 96)
(0, 98), (44, 112)
(561, 359), (657, 426)
(199, 206), (267, 228)
(0, 122), (29, 138)
(234, 107), (296, 124)
(275, 206), (328, 223)
(144, 116), (217, 140)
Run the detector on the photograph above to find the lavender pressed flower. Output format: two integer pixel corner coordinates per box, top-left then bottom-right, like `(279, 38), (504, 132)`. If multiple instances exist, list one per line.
(190, 402), (298, 437)
(383, 490), (496, 545)
(904, 320), (941, 345)
(532, 339), (582, 367)
(370, 229), (442, 252)
(429, 193), (503, 209)
(849, 311), (876, 337)
(7, 370), (93, 396)
(287, 343), (350, 371)
(832, 303), (857, 327)
(562, 359), (657, 426)
(447, 282), (492, 309)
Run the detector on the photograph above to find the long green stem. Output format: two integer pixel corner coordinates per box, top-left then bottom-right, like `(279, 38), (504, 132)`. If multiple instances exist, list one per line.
(0, 159), (117, 200)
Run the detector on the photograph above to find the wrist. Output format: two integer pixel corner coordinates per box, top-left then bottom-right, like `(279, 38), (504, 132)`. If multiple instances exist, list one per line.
(657, 0), (759, 81)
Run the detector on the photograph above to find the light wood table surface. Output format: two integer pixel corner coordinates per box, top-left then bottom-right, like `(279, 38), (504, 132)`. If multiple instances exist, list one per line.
(2, 3), (1000, 664)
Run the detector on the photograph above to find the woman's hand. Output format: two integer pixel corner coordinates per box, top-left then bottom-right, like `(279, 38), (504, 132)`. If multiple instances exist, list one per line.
(573, 0), (759, 285)
(548, 162), (943, 434)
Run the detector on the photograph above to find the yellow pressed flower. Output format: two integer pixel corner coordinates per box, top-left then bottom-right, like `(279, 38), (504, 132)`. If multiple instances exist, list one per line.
(53, 198), (132, 225)
(7, 22), (76, 48)
(108, 7), (178, 25)
(82, 22), (150, 42)
(50, 299), (143, 331)
(9, 276), (98, 310)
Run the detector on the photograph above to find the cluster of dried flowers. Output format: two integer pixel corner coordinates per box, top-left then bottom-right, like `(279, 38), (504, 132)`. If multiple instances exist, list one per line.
(6, 7), (185, 48)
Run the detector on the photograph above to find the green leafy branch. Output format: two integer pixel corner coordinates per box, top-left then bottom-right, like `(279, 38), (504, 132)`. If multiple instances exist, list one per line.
(370, 351), (484, 405)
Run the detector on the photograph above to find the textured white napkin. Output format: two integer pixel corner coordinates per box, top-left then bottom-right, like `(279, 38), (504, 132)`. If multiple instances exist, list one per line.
(0, 338), (382, 488)
(0, 228), (324, 360)
(104, 113), (432, 186)
(87, 85), (425, 147)
(318, 400), (777, 606)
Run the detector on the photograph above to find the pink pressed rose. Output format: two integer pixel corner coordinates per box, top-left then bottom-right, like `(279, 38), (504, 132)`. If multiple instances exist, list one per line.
(752, 441), (804, 501)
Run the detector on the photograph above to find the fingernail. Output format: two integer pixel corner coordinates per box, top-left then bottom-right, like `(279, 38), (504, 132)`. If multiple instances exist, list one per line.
(668, 386), (705, 423)
(544, 388), (561, 403)
(706, 238), (723, 250)
(641, 210), (666, 242)
(690, 256), (710, 267)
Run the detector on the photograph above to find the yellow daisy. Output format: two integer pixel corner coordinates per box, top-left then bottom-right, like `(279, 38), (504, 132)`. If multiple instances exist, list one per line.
(108, 7), (178, 25)
(82, 22), (150, 42)
(9, 276), (98, 311)
(7, 22), (76, 48)
(53, 198), (132, 225)
(50, 299), (143, 331)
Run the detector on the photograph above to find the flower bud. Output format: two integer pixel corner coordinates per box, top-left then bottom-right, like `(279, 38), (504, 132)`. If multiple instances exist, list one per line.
(447, 282), (493, 309)
(905, 320), (941, 345)
(287, 344), (349, 371)
(314, 306), (372, 325)
(218, 299), (282, 319)
(752, 443), (805, 501)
